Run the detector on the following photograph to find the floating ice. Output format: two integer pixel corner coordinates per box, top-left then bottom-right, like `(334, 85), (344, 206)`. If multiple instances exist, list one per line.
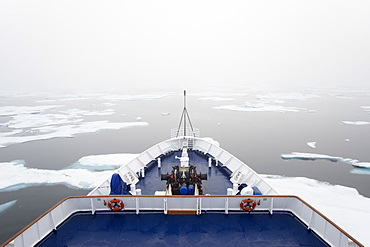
(192, 92), (248, 98)
(360, 106), (370, 112)
(351, 168), (370, 175)
(31, 92), (171, 103)
(341, 121), (370, 125)
(282, 152), (370, 171)
(135, 117), (142, 121)
(0, 156), (137, 192)
(0, 129), (23, 138)
(352, 162), (370, 169)
(335, 95), (356, 100)
(262, 174), (370, 246)
(212, 91), (319, 113)
(34, 121), (148, 135)
(214, 102), (308, 113)
(0, 105), (63, 117)
(0, 154), (137, 191)
(307, 142), (316, 148)
(7, 113), (83, 129)
(60, 108), (115, 116)
(282, 152), (357, 164)
(161, 112), (171, 116)
(0, 121), (149, 148)
(68, 153), (139, 171)
(0, 101), (149, 148)
(256, 92), (320, 103)
(198, 97), (235, 101)
(0, 92), (177, 148)
(0, 200), (17, 215)
(99, 93), (170, 101)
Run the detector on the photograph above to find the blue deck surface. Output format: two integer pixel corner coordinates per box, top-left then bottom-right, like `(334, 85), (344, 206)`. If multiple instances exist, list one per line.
(136, 150), (233, 195)
(36, 211), (329, 247)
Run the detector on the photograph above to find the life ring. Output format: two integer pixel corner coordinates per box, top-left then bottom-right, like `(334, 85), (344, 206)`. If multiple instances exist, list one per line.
(240, 199), (257, 211)
(108, 199), (124, 211)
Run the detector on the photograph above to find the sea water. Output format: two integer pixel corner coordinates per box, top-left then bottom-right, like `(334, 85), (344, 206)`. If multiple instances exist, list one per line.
(0, 87), (370, 244)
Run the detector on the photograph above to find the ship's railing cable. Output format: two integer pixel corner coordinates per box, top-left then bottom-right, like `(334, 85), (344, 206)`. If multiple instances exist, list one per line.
(175, 90), (196, 138)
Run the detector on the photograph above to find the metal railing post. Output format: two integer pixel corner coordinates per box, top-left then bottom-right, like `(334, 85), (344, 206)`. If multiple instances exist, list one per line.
(224, 198), (229, 214)
(135, 197), (140, 214)
(164, 198), (168, 215)
(197, 197), (201, 215)
(269, 197), (273, 214)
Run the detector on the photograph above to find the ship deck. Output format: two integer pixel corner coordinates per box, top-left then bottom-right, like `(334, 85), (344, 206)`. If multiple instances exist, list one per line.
(35, 211), (329, 247)
(136, 150), (234, 195)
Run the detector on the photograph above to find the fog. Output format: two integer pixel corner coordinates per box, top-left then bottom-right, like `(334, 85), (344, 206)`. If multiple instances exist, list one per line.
(1, 0), (370, 91)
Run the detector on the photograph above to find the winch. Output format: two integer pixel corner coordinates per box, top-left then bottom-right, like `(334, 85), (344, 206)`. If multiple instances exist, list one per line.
(161, 164), (207, 195)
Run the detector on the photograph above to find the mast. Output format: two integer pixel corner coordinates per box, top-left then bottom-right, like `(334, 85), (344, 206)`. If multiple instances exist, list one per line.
(176, 90), (195, 138)
(184, 90), (186, 136)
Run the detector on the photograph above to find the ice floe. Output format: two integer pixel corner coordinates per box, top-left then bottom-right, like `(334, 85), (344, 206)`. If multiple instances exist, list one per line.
(211, 91), (319, 113)
(30, 91), (172, 103)
(307, 142), (316, 148)
(351, 162), (370, 169)
(0, 121), (148, 148)
(0, 105), (63, 117)
(0, 159), (129, 192)
(351, 167), (370, 175)
(99, 93), (170, 101)
(341, 121), (370, 125)
(68, 153), (139, 171)
(262, 175), (370, 246)
(214, 102), (310, 113)
(60, 108), (115, 116)
(0, 155), (137, 191)
(282, 152), (348, 162)
(161, 112), (171, 116)
(360, 106), (370, 112)
(198, 97), (235, 101)
(0, 103), (149, 148)
(7, 113), (83, 129)
(256, 92), (320, 103)
(282, 152), (370, 169)
(0, 200), (17, 215)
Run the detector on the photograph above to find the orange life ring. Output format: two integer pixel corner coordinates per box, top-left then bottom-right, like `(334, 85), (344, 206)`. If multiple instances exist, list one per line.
(240, 199), (257, 211)
(108, 199), (124, 211)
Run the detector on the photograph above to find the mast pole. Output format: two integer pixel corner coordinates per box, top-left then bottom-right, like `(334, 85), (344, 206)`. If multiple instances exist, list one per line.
(184, 90), (186, 137)
(175, 90), (195, 138)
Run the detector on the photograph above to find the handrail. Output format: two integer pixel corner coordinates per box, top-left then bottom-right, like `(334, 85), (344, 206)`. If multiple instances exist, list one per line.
(171, 127), (200, 138)
(1, 195), (363, 247)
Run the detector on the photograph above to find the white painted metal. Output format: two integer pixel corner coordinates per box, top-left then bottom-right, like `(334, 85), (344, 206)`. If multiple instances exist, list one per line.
(5, 195), (362, 247)
(89, 137), (278, 196)
(171, 128), (200, 138)
(157, 157), (161, 168)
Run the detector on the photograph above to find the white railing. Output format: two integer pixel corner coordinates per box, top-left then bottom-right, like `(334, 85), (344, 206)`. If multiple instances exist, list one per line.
(171, 127), (200, 138)
(89, 137), (278, 196)
(3, 195), (363, 247)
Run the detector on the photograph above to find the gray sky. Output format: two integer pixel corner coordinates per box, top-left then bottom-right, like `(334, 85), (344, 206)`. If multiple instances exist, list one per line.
(1, 0), (370, 91)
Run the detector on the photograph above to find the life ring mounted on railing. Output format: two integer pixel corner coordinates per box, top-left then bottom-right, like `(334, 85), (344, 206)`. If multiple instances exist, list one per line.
(105, 198), (125, 211)
(240, 199), (258, 211)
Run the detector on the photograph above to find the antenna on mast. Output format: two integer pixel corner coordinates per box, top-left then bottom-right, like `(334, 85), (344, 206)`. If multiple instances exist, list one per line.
(176, 90), (195, 138)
